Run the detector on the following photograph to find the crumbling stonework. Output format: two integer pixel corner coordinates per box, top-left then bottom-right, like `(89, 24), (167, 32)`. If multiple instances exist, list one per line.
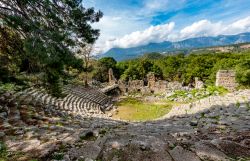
(108, 68), (117, 85)
(195, 77), (204, 89)
(150, 80), (168, 94)
(116, 73), (183, 95)
(128, 80), (144, 93)
(167, 81), (183, 91)
(147, 72), (156, 88)
(118, 80), (127, 94)
(109, 70), (239, 95)
(1, 88), (250, 160)
(145, 73), (169, 94)
(216, 70), (237, 91)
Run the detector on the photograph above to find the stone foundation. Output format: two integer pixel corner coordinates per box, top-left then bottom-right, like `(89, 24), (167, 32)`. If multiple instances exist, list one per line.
(117, 73), (183, 95)
(216, 70), (237, 91)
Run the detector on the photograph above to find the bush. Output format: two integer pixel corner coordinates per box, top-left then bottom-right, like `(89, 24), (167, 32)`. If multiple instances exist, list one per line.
(167, 86), (228, 102)
(236, 59), (250, 86)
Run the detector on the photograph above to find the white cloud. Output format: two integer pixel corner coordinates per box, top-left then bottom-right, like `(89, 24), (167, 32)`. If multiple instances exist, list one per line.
(92, 15), (149, 53)
(222, 16), (250, 34)
(94, 22), (175, 53)
(179, 20), (222, 39)
(139, 0), (186, 17)
(111, 22), (175, 48)
(94, 16), (250, 54)
(178, 16), (250, 40)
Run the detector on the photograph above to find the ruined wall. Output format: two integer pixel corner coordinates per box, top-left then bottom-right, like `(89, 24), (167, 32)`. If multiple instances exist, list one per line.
(117, 73), (183, 95)
(216, 70), (237, 91)
(112, 70), (238, 95)
(108, 68), (117, 85)
(151, 80), (168, 94)
(167, 81), (183, 91)
(118, 80), (127, 94)
(127, 80), (144, 93)
(147, 72), (156, 88)
(195, 77), (204, 89)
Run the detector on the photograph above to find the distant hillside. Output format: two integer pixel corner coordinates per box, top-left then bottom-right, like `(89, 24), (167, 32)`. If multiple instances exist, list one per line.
(100, 32), (250, 61)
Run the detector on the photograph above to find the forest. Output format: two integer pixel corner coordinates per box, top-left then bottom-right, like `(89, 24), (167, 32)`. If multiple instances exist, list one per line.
(93, 51), (250, 87)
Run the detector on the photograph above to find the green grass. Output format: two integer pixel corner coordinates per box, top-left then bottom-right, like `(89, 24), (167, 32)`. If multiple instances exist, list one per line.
(113, 97), (172, 121)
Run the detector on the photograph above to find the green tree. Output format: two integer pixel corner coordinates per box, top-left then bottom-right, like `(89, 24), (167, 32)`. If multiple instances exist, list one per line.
(157, 54), (184, 81)
(236, 59), (250, 86)
(93, 57), (117, 82)
(183, 54), (217, 84)
(116, 61), (129, 79)
(0, 0), (102, 95)
(0, 26), (24, 82)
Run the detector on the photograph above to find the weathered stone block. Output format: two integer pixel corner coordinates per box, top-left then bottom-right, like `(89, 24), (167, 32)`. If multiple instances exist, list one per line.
(216, 70), (237, 91)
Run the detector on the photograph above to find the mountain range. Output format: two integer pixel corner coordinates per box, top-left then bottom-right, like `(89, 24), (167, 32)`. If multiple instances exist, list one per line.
(99, 32), (250, 61)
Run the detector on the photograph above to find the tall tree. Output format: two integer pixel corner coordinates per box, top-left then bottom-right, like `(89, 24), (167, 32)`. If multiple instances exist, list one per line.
(93, 57), (117, 82)
(0, 0), (102, 95)
(76, 43), (93, 86)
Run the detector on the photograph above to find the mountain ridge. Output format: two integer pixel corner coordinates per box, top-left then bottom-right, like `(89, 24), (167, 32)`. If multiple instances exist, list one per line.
(100, 32), (250, 61)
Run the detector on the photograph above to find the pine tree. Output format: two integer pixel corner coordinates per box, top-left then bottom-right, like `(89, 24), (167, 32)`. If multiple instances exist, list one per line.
(0, 0), (102, 95)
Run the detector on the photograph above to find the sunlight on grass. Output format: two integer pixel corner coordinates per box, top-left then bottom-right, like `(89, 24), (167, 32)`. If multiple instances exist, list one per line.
(112, 97), (172, 121)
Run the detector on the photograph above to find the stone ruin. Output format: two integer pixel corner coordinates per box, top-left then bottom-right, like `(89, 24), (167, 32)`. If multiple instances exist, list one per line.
(216, 70), (237, 91)
(117, 72), (183, 95)
(108, 68), (117, 85)
(106, 69), (238, 95)
(147, 72), (156, 88)
(195, 77), (204, 89)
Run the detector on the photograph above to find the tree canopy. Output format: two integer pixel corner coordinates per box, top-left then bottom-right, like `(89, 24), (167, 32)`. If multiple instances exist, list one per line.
(0, 0), (102, 95)
(93, 51), (250, 87)
(93, 57), (117, 82)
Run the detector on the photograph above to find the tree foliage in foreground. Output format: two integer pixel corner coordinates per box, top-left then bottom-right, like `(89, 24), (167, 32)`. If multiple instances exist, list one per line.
(0, 0), (102, 95)
(0, 26), (24, 82)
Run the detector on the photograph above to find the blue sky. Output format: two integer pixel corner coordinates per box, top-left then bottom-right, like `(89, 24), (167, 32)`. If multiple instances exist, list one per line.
(83, 0), (250, 53)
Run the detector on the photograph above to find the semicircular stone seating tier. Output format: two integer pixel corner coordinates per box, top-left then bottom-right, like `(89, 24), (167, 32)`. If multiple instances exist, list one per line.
(63, 85), (113, 110)
(9, 85), (113, 117)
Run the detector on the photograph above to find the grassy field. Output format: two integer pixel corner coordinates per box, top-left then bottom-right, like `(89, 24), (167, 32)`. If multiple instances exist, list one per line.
(112, 97), (173, 121)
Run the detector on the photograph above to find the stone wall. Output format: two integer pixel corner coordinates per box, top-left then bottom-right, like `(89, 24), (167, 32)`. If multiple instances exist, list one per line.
(117, 73), (183, 95)
(151, 80), (168, 94)
(108, 68), (117, 85)
(216, 70), (237, 91)
(147, 72), (156, 88)
(167, 81), (183, 91)
(118, 80), (127, 94)
(195, 77), (204, 89)
(127, 80), (144, 93)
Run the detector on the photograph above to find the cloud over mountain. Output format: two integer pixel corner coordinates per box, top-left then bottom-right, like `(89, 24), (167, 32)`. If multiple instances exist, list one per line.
(105, 22), (174, 48)
(94, 16), (250, 54)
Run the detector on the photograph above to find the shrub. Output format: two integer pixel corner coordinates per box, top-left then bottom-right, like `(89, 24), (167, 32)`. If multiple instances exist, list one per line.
(236, 59), (250, 86)
(167, 86), (228, 102)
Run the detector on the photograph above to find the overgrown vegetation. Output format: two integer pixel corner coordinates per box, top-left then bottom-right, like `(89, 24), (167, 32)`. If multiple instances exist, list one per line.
(94, 52), (250, 87)
(167, 86), (228, 102)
